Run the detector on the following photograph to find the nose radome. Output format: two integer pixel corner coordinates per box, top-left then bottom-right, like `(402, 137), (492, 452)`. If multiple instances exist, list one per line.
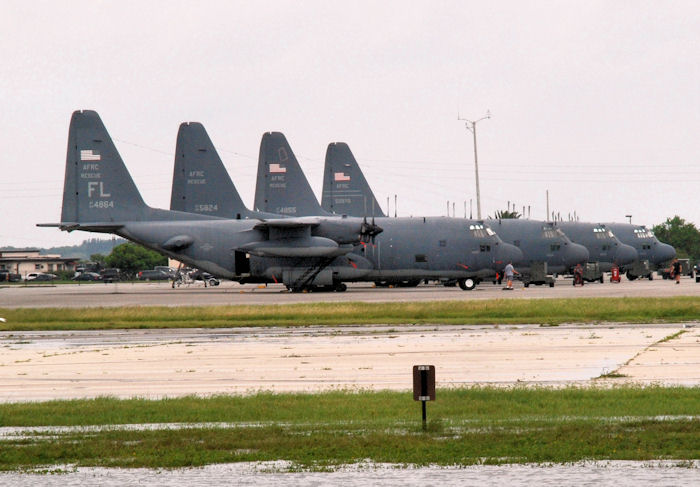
(654, 243), (676, 265)
(615, 243), (638, 266)
(565, 242), (589, 267)
(496, 242), (524, 268)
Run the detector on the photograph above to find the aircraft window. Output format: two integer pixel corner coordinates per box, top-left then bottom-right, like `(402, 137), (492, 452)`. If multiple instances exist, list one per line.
(634, 228), (654, 239)
(486, 227), (495, 236)
(601, 244), (611, 251)
(550, 244), (561, 252)
(513, 240), (521, 247)
(468, 224), (489, 238)
(542, 228), (558, 239)
(480, 245), (491, 252)
(439, 240), (446, 247)
(593, 227), (609, 240)
(415, 254), (427, 263)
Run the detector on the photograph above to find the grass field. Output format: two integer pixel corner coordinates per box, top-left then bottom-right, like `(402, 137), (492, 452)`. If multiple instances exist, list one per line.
(2, 296), (700, 330)
(0, 387), (698, 470)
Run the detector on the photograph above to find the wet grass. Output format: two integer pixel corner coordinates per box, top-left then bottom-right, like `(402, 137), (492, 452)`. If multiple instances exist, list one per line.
(0, 387), (698, 470)
(2, 297), (700, 330)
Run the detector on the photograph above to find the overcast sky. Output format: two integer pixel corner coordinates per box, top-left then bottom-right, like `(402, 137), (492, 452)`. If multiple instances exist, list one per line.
(2, 1), (699, 248)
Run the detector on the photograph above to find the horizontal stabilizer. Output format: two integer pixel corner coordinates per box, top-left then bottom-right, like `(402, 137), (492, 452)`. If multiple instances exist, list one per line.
(38, 222), (124, 233)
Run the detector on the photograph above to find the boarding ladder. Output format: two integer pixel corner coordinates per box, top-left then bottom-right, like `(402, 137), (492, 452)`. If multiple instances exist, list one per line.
(290, 257), (334, 291)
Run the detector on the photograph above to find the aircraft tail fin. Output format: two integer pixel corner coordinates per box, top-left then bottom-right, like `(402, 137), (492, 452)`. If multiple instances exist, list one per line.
(171, 122), (249, 219)
(322, 142), (386, 217)
(253, 132), (329, 216)
(59, 110), (148, 227)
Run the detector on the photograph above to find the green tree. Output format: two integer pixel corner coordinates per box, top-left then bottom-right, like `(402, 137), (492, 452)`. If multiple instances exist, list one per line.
(652, 216), (700, 261)
(492, 209), (521, 219)
(90, 253), (107, 267)
(105, 243), (167, 278)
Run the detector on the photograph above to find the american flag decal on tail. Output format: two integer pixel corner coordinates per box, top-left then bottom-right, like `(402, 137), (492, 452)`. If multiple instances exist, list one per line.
(334, 172), (350, 182)
(269, 163), (286, 173)
(80, 149), (101, 161)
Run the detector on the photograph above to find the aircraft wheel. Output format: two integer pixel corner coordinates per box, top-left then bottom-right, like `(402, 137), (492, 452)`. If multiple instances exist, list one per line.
(334, 283), (347, 292)
(458, 278), (476, 291)
(648, 274), (653, 281)
(549, 282), (555, 287)
(626, 271), (637, 281)
(523, 282), (529, 288)
(599, 276), (604, 283)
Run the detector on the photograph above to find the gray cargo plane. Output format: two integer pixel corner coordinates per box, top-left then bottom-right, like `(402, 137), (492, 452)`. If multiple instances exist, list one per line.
(253, 133), (523, 289)
(554, 222), (638, 274)
(38, 111), (381, 290)
(604, 223), (675, 280)
(170, 121), (379, 291)
(173, 125), (523, 290)
(322, 142), (589, 285)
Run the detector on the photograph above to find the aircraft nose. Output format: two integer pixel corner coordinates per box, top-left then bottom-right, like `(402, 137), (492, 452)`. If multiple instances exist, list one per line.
(564, 242), (589, 267)
(615, 243), (638, 266)
(495, 242), (524, 268)
(653, 243), (676, 265)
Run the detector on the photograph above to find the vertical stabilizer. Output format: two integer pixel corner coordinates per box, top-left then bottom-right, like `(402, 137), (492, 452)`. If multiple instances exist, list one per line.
(322, 142), (386, 217)
(60, 110), (147, 225)
(253, 132), (330, 216)
(171, 122), (249, 219)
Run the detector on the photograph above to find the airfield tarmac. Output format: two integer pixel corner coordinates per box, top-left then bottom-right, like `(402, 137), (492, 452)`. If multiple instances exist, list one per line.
(0, 278), (698, 402)
(1, 275), (699, 308)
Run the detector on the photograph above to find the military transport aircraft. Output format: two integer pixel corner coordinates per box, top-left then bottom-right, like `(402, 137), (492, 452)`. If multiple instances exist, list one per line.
(321, 141), (589, 285)
(172, 124), (523, 290)
(252, 132), (524, 289)
(38, 111), (381, 291)
(553, 222), (638, 274)
(604, 223), (675, 280)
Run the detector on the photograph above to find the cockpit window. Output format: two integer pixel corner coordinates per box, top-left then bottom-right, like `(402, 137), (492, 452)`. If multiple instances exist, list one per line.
(593, 227), (613, 240)
(633, 227), (655, 239)
(542, 227), (558, 239)
(469, 223), (492, 238)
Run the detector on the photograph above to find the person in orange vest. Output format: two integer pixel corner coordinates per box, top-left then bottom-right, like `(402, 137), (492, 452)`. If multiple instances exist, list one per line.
(672, 258), (681, 284)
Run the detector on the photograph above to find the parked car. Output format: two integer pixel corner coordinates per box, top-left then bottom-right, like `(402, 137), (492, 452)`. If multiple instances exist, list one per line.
(137, 269), (170, 281)
(100, 268), (121, 283)
(25, 272), (57, 281)
(189, 269), (220, 287)
(72, 272), (102, 281)
(0, 270), (22, 282)
(154, 266), (178, 279)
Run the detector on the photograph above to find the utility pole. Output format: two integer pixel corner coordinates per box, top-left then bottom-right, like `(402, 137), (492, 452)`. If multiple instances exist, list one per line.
(458, 111), (491, 220)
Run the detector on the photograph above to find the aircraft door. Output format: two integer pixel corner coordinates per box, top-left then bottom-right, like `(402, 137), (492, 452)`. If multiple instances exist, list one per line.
(234, 251), (250, 276)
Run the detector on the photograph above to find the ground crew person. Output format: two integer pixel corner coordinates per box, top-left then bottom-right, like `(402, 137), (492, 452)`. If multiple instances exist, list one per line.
(503, 261), (518, 290)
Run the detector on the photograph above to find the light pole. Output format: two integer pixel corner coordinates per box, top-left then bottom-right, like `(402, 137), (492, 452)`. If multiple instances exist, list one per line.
(625, 214), (632, 224)
(459, 111), (491, 220)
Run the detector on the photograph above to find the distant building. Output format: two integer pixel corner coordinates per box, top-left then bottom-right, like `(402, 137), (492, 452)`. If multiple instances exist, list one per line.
(0, 249), (78, 276)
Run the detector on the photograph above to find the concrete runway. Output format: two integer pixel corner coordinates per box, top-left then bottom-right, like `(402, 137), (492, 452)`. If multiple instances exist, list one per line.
(0, 323), (697, 402)
(1, 275), (699, 308)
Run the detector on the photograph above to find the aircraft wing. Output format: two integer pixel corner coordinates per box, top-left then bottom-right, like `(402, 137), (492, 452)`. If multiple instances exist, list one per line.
(252, 217), (322, 230)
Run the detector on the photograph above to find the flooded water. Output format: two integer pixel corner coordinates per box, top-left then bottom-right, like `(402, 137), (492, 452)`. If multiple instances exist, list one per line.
(0, 461), (697, 486)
